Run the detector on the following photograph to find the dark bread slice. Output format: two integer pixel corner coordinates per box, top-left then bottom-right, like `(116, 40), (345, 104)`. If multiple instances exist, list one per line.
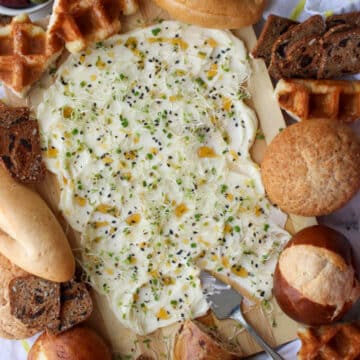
(326, 11), (360, 29)
(252, 14), (298, 66)
(8, 276), (61, 333)
(51, 280), (93, 334)
(0, 120), (45, 183)
(280, 35), (323, 78)
(318, 27), (360, 79)
(0, 102), (29, 127)
(269, 15), (326, 79)
(0, 102), (45, 183)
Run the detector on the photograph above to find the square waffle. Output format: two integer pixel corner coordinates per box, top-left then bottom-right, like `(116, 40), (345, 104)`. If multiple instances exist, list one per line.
(48, 0), (138, 54)
(0, 14), (63, 97)
(274, 79), (360, 123)
(298, 323), (360, 360)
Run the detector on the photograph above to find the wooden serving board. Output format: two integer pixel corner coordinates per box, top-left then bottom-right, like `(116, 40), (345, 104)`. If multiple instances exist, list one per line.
(5, 1), (317, 358)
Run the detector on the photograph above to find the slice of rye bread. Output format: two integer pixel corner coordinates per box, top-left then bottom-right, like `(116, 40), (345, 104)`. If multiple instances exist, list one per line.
(318, 27), (360, 79)
(0, 120), (45, 183)
(0, 102), (29, 127)
(51, 280), (93, 334)
(8, 276), (61, 333)
(268, 15), (326, 79)
(0, 103), (45, 183)
(326, 11), (360, 29)
(251, 14), (298, 66)
(280, 35), (323, 78)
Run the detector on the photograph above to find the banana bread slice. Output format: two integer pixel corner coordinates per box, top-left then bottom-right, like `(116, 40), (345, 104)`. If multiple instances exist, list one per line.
(326, 11), (360, 29)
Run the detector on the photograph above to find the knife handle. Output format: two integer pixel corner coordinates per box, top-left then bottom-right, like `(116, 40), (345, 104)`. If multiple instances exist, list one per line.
(230, 307), (285, 360)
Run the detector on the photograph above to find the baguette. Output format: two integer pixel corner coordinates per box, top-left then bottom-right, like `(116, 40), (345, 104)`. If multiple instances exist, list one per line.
(0, 164), (75, 282)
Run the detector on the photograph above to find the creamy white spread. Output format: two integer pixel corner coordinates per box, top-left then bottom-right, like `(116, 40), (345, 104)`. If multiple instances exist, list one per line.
(36, 21), (290, 335)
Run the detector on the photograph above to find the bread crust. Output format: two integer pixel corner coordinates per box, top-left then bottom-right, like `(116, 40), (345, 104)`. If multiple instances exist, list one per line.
(261, 119), (360, 216)
(0, 254), (41, 339)
(153, 0), (266, 29)
(0, 163), (75, 282)
(174, 320), (241, 360)
(28, 326), (112, 360)
(273, 226), (360, 326)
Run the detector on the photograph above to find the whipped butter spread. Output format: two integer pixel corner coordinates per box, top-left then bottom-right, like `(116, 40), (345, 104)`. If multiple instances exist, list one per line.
(37, 21), (290, 334)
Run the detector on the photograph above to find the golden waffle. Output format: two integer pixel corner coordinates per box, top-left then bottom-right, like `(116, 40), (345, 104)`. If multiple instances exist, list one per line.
(298, 323), (360, 360)
(0, 14), (63, 97)
(274, 79), (360, 123)
(48, 0), (139, 54)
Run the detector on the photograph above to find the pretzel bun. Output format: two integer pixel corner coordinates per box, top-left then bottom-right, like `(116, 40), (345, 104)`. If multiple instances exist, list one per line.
(153, 0), (266, 29)
(28, 326), (112, 360)
(174, 320), (242, 360)
(274, 225), (360, 326)
(0, 164), (75, 282)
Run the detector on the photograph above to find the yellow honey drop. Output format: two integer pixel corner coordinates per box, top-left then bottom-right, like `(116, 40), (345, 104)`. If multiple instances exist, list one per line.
(226, 193), (234, 201)
(198, 146), (217, 158)
(47, 148), (58, 158)
(222, 256), (230, 268)
(90, 74), (97, 81)
(162, 276), (175, 285)
(102, 156), (113, 164)
(231, 265), (248, 278)
(207, 63), (218, 79)
(62, 106), (73, 119)
(94, 221), (109, 228)
(75, 196), (87, 207)
(126, 213), (141, 225)
(96, 204), (113, 214)
(124, 151), (137, 160)
(170, 38), (189, 50)
(175, 203), (188, 217)
(224, 224), (232, 234)
(157, 308), (170, 320)
(206, 38), (218, 48)
(223, 97), (232, 112)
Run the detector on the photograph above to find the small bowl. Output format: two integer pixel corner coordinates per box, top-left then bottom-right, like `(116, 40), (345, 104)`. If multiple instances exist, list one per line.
(0, 0), (52, 16)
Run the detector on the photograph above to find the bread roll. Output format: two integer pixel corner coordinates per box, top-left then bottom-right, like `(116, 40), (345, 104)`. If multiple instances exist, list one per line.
(174, 320), (242, 360)
(0, 253), (41, 339)
(153, 0), (266, 29)
(28, 326), (112, 360)
(0, 164), (75, 282)
(274, 225), (360, 326)
(261, 119), (360, 216)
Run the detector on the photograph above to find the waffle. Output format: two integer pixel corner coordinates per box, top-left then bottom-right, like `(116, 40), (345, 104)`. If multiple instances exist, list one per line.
(298, 323), (360, 360)
(275, 79), (360, 123)
(48, 0), (139, 54)
(0, 14), (63, 97)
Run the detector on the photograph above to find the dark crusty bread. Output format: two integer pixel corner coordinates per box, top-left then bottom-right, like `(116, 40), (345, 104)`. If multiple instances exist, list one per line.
(252, 14), (297, 66)
(0, 102), (29, 127)
(54, 280), (93, 334)
(269, 15), (325, 79)
(261, 119), (360, 216)
(0, 102), (45, 183)
(326, 11), (360, 29)
(9, 276), (61, 333)
(318, 27), (360, 79)
(284, 35), (323, 78)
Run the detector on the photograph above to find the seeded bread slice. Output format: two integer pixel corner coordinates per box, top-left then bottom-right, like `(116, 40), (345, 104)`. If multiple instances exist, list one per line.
(8, 276), (61, 333)
(51, 280), (93, 334)
(252, 14), (298, 66)
(318, 27), (360, 79)
(269, 15), (325, 79)
(326, 11), (360, 29)
(0, 102), (29, 127)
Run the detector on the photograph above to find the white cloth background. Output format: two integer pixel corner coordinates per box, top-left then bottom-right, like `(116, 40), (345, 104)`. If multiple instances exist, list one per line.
(0, 0), (359, 358)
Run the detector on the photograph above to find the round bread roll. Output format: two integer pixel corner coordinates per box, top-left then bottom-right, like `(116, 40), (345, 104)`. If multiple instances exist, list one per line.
(261, 119), (360, 216)
(153, 0), (266, 29)
(28, 326), (112, 360)
(0, 164), (75, 282)
(274, 225), (360, 326)
(174, 320), (242, 360)
(0, 253), (41, 339)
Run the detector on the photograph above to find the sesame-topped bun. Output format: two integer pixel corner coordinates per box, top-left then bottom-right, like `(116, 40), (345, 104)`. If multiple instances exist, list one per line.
(153, 0), (267, 29)
(274, 225), (360, 326)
